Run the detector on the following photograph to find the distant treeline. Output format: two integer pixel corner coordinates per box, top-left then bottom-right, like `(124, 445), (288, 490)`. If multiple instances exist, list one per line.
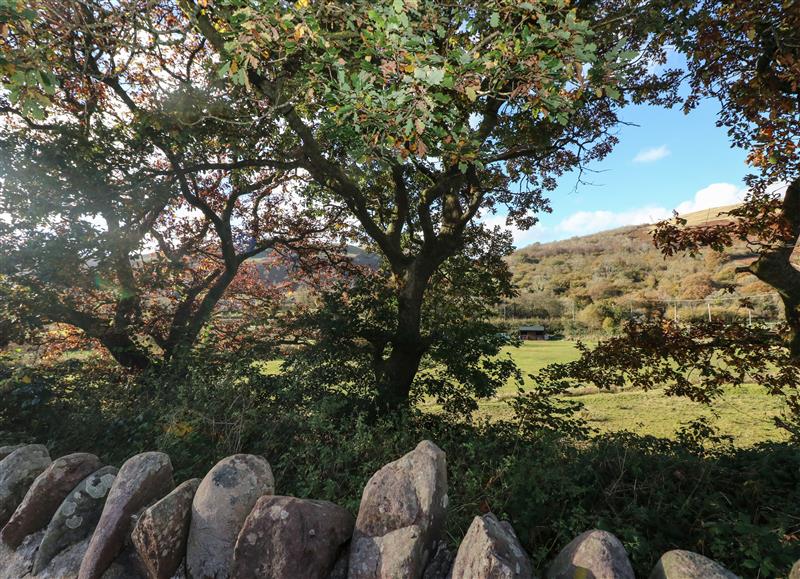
(500, 223), (787, 336)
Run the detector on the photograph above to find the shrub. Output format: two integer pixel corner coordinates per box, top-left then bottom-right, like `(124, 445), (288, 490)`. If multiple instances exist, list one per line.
(1, 356), (798, 576)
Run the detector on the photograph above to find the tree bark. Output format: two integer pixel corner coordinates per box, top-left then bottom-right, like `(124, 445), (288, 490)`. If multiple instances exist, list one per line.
(746, 177), (800, 360)
(97, 332), (152, 370)
(37, 297), (153, 370)
(375, 286), (427, 410)
(162, 268), (239, 365)
(373, 251), (448, 410)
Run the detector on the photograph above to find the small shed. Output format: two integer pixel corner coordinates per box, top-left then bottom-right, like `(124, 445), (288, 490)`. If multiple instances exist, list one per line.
(519, 325), (547, 341)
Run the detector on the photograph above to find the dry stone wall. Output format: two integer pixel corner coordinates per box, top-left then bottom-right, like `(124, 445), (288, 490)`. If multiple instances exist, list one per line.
(0, 440), (781, 578)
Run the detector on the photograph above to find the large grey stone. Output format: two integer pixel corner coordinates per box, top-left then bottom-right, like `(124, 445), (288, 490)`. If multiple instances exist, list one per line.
(546, 530), (634, 579)
(131, 478), (200, 579)
(348, 440), (448, 579)
(231, 495), (354, 579)
(649, 550), (739, 579)
(789, 560), (800, 579)
(451, 513), (532, 579)
(2, 531), (142, 579)
(186, 454), (274, 579)
(0, 445), (25, 461)
(33, 466), (118, 575)
(0, 444), (51, 527)
(1, 452), (101, 547)
(79, 451), (174, 579)
(0, 529), (43, 578)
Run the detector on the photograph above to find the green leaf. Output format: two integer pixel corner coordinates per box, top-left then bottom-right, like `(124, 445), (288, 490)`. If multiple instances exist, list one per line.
(232, 68), (247, 86)
(392, 0), (403, 13)
(217, 61), (231, 79)
(426, 67), (445, 86)
(490, 12), (499, 28)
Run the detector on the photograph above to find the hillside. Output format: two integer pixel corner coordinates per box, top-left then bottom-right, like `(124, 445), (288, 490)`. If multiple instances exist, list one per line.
(503, 205), (788, 333)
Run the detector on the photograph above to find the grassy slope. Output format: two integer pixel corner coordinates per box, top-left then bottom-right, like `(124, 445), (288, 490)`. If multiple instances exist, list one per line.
(492, 205), (788, 445)
(468, 341), (786, 446)
(503, 203), (795, 328)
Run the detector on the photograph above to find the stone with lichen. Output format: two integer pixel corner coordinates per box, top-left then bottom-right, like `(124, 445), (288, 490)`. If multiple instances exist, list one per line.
(451, 513), (531, 579)
(32, 466), (118, 575)
(649, 550), (740, 579)
(546, 530), (634, 579)
(1, 452), (101, 548)
(348, 440), (448, 579)
(131, 477), (200, 579)
(79, 451), (174, 579)
(186, 454), (274, 579)
(231, 495), (353, 579)
(0, 444), (51, 528)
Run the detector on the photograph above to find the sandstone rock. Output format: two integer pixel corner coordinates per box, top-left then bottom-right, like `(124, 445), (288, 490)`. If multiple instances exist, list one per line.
(348, 440), (447, 579)
(231, 495), (354, 579)
(649, 550), (739, 579)
(0, 445), (25, 461)
(79, 451), (174, 579)
(546, 530), (634, 579)
(789, 560), (800, 579)
(1, 452), (101, 548)
(0, 444), (51, 527)
(33, 466), (118, 575)
(451, 513), (532, 579)
(131, 478), (200, 579)
(186, 454), (274, 579)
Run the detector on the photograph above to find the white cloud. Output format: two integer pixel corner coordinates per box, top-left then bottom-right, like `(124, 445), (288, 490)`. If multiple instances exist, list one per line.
(483, 181), (793, 249)
(556, 207), (672, 236)
(485, 181), (754, 249)
(644, 46), (679, 75)
(547, 181), (746, 241)
(633, 145), (671, 163)
(674, 182), (745, 213)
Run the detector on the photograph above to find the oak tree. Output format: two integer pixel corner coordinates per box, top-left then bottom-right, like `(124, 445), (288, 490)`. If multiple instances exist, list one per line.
(180, 0), (677, 409)
(0, 0), (344, 368)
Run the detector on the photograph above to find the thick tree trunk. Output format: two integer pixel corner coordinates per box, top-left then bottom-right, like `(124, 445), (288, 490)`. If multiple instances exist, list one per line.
(747, 177), (800, 361)
(97, 332), (152, 370)
(162, 268), (238, 366)
(785, 296), (800, 361)
(374, 256), (441, 411)
(40, 301), (153, 370)
(375, 293), (427, 410)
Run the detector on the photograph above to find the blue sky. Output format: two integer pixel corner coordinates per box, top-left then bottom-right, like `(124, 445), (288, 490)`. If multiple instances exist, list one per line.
(494, 97), (753, 247)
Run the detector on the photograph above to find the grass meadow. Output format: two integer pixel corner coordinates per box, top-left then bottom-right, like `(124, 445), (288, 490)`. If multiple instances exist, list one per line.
(260, 339), (785, 445)
(442, 341), (786, 445)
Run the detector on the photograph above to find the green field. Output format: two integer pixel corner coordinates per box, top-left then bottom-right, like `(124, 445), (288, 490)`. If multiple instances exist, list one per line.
(475, 341), (787, 446)
(261, 340), (786, 445)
